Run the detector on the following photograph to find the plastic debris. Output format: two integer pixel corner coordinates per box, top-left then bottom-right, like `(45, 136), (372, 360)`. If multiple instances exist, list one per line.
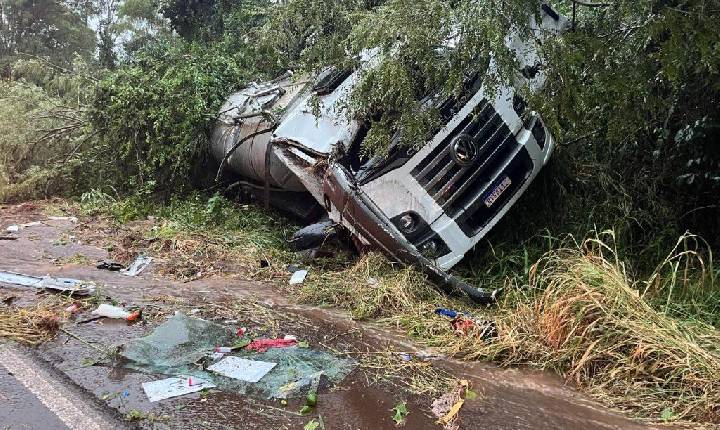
(289, 270), (308, 285)
(6, 221), (43, 233)
(47, 216), (78, 223)
(96, 261), (125, 272)
(65, 303), (81, 314)
(435, 308), (463, 319)
(246, 338), (298, 353)
(435, 308), (497, 339)
(122, 256), (153, 277)
(284, 335), (298, 341)
(208, 357), (277, 383)
(451, 317), (475, 335)
(0, 271), (95, 295)
(142, 376), (215, 402)
(91, 304), (141, 322)
(215, 346), (233, 353)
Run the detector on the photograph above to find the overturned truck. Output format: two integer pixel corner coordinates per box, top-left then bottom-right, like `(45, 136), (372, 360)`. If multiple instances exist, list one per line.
(211, 5), (569, 303)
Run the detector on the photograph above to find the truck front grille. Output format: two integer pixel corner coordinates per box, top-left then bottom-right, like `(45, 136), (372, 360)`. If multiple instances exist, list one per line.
(411, 99), (522, 219)
(456, 149), (533, 236)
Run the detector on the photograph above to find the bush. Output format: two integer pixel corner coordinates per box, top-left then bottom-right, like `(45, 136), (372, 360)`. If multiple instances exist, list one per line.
(88, 39), (258, 195)
(0, 57), (99, 202)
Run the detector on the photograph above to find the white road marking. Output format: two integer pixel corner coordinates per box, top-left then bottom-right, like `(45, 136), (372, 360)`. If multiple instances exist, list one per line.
(0, 344), (119, 430)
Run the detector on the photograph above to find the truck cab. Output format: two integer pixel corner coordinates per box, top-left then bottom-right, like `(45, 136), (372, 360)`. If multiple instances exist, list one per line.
(211, 4), (569, 301)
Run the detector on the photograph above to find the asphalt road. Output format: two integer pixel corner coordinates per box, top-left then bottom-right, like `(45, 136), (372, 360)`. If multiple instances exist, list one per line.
(0, 344), (124, 430)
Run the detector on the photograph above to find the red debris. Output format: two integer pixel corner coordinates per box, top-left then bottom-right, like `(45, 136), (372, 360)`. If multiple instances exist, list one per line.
(246, 338), (297, 353)
(451, 317), (475, 336)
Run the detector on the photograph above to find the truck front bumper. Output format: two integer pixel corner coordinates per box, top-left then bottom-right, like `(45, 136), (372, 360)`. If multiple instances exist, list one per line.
(323, 163), (499, 304)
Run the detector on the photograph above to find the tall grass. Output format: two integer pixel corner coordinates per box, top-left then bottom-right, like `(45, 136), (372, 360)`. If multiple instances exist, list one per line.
(299, 235), (720, 423)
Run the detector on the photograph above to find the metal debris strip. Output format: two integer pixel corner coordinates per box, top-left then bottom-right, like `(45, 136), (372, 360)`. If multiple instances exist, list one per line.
(122, 256), (153, 277)
(208, 357), (277, 383)
(142, 376), (216, 402)
(122, 313), (356, 399)
(0, 271), (95, 296)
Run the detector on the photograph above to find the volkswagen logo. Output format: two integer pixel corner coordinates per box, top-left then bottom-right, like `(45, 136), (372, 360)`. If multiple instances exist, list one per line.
(451, 134), (478, 166)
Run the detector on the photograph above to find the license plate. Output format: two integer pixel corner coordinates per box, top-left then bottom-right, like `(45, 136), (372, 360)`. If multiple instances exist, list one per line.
(483, 176), (512, 208)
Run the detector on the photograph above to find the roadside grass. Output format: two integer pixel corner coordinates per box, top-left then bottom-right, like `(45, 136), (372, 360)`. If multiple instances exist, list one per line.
(62, 193), (720, 424)
(77, 191), (297, 280)
(299, 234), (720, 424)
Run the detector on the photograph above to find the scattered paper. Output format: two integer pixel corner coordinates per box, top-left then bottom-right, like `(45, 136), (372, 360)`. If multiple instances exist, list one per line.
(122, 256), (153, 277)
(208, 356), (277, 383)
(289, 270), (308, 285)
(142, 376), (215, 402)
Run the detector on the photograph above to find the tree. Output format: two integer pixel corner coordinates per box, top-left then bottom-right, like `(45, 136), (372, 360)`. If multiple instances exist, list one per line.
(0, 0), (96, 65)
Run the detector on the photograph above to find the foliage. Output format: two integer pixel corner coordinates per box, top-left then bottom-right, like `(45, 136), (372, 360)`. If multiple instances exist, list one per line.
(0, 58), (94, 202)
(88, 38), (259, 194)
(0, 0), (96, 66)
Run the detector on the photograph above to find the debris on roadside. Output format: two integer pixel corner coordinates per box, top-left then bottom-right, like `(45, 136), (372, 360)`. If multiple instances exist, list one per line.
(289, 269), (308, 285)
(208, 356), (277, 383)
(65, 303), (82, 314)
(434, 308), (497, 339)
(47, 216), (79, 223)
(121, 313), (356, 400)
(91, 304), (142, 322)
(0, 271), (96, 296)
(246, 338), (297, 353)
(304, 417), (325, 430)
(122, 256), (153, 277)
(0, 236), (17, 240)
(142, 376), (216, 402)
(432, 380), (476, 430)
(5, 221), (42, 233)
(96, 261), (125, 272)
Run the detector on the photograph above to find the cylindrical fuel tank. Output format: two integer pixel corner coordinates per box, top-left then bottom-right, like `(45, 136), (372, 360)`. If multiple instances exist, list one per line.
(210, 77), (308, 192)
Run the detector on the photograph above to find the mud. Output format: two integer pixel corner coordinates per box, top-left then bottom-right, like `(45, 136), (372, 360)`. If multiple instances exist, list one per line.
(0, 204), (662, 429)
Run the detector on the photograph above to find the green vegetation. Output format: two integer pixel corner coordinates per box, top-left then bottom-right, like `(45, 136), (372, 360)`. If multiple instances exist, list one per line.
(1, 0), (720, 425)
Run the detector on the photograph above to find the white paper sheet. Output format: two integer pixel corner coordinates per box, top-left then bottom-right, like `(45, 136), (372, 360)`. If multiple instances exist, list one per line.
(142, 376), (215, 402)
(208, 357), (276, 383)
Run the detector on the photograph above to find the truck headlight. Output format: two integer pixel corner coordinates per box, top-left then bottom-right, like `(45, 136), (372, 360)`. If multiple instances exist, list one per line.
(417, 235), (450, 259)
(398, 213), (416, 233)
